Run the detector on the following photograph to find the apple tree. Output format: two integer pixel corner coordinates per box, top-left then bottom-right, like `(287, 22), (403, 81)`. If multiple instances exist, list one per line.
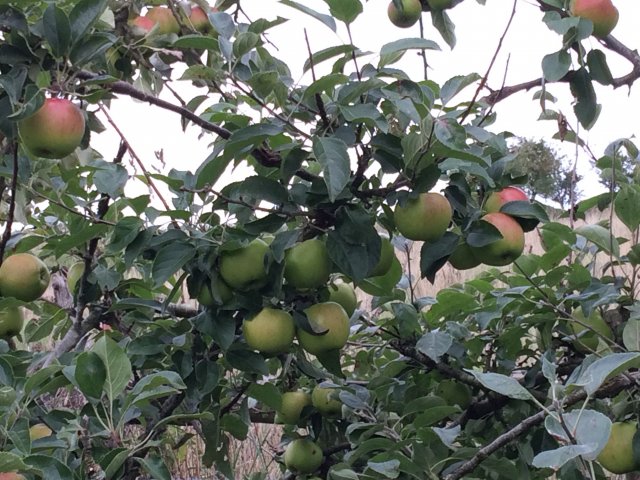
(0, 0), (639, 479)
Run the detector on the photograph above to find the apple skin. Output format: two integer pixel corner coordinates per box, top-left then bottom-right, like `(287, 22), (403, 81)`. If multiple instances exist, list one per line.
(129, 15), (155, 35)
(387, 0), (422, 28)
(394, 192), (452, 242)
(328, 281), (358, 317)
(311, 386), (342, 417)
(189, 6), (213, 33)
(569, 308), (613, 353)
(219, 239), (269, 291)
(0, 473), (25, 480)
(284, 239), (331, 290)
(243, 307), (295, 355)
(276, 391), (312, 425)
(471, 213), (525, 266)
(427, 0), (454, 9)
(597, 422), (638, 474)
(570, 0), (619, 38)
(484, 186), (528, 213)
(18, 98), (85, 159)
(146, 6), (180, 34)
(0, 307), (23, 340)
(29, 423), (52, 440)
(368, 235), (395, 277)
(197, 276), (232, 306)
(448, 241), (481, 270)
(0, 253), (51, 302)
(297, 302), (350, 355)
(284, 438), (323, 474)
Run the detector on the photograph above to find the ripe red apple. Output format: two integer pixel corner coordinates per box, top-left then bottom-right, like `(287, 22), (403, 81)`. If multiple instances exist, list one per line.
(18, 98), (85, 159)
(0, 473), (25, 480)
(484, 186), (529, 213)
(146, 6), (180, 35)
(471, 213), (525, 266)
(0, 253), (50, 302)
(387, 0), (422, 28)
(188, 5), (213, 33)
(394, 192), (452, 242)
(129, 16), (155, 36)
(570, 0), (619, 38)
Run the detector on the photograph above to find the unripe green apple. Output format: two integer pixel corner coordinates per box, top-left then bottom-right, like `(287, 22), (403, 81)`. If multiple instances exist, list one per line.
(569, 307), (613, 353)
(219, 239), (269, 290)
(387, 0), (422, 28)
(394, 192), (452, 242)
(196, 276), (232, 306)
(448, 241), (481, 270)
(29, 423), (52, 440)
(18, 98), (85, 159)
(328, 280), (358, 317)
(276, 390), (312, 424)
(597, 421), (639, 474)
(471, 213), (525, 266)
(570, 0), (619, 38)
(311, 386), (342, 417)
(284, 239), (331, 289)
(146, 6), (180, 34)
(484, 186), (529, 213)
(243, 307), (295, 355)
(297, 302), (350, 355)
(0, 253), (50, 302)
(368, 235), (395, 277)
(284, 438), (323, 474)
(0, 307), (23, 340)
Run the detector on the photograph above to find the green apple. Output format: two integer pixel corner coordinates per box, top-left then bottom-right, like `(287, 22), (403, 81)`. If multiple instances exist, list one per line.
(328, 280), (358, 317)
(435, 379), (472, 408)
(569, 307), (613, 353)
(0, 253), (50, 302)
(0, 386), (16, 407)
(448, 241), (481, 270)
(276, 391), (312, 424)
(312, 386), (342, 417)
(284, 239), (331, 289)
(368, 235), (395, 277)
(219, 239), (269, 290)
(18, 98), (85, 159)
(394, 192), (452, 242)
(297, 302), (350, 355)
(597, 421), (639, 474)
(146, 6), (180, 34)
(387, 0), (422, 28)
(471, 213), (525, 266)
(29, 423), (52, 440)
(0, 307), (23, 339)
(196, 276), (232, 306)
(243, 307), (295, 355)
(570, 0), (619, 38)
(284, 438), (323, 474)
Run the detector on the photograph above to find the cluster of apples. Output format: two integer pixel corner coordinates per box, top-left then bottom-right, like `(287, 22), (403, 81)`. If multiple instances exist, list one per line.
(130, 4), (215, 37)
(387, 0), (454, 29)
(0, 253), (50, 340)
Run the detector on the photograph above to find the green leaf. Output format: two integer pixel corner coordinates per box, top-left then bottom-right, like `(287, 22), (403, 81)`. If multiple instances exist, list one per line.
(532, 444), (595, 470)
(587, 49), (613, 85)
(313, 136), (351, 202)
(465, 371), (533, 401)
(574, 224), (620, 257)
(280, 0), (336, 32)
(0, 452), (27, 472)
(233, 31), (260, 57)
(623, 319), (640, 351)
(223, 123), (283, 160)
(544, 410), (611, 461)
(431, 9), (456, 49)
(93, 161), (128, 198)
(24, 365), (64, 398)
(108, 217), (144, 253)
(24, 454), (75, 480)
(173, 34), (218, 50)
(542, 50), (570, 82)
(225, 346), (268, 375)
(303, 45), (355, 73)
(440, 73), (481, 105)
(379, 37), (440, 68)
(247, 383), (282, 410)
(615, 184), (640, 232)
(416, 331), (453, 362)
(135, 456), (171, 480)
(322, 0), (362, 24)
(92, 336), (133, 403)
(75, 351), (106, 399)
(367, 459), (400, 478)
(69, 0), (108, 42)
(152, 241), (196, 287)
(103, 449), (130, 480)
(569, 352), (640, 395)
(69, 32), (115, 66)
(43, 3), (71, 58)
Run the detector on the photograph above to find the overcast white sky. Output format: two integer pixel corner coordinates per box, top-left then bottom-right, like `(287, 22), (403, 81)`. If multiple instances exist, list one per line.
(92, 0), (639, 200)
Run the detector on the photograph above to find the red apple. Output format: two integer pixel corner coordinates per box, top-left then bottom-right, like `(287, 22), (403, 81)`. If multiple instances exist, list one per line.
(18, 98), (85, 159)
(570, 0), (619, 38)
(471, 213), (525, 266)
(129, 16), (155, 36)
(484, 186), (528, 213)
(189, 5), (213, 33)
(146, 6), (180, 35)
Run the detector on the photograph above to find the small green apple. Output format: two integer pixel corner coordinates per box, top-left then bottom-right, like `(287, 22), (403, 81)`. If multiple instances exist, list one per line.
(276, 390), (312, 425)
(394, 192), (452, 242)
(284, 438), (323, 474)
(284, 239), (331, 289)
(219, 239), (269, 290)
(448, 241), (481, 270)
(243, 307), (295, 355)
(597, 421), (638, 474)
(312, 385), (342, 417)
(327, 280), (358, 317)
(387, 0), (422, 28)
(0, 307), (23, 340)
(297, 302), (350, 355)
(0, 253), (50, 302)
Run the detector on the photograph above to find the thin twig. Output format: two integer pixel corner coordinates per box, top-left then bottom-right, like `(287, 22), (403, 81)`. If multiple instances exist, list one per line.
(0, 142), (19, 262)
